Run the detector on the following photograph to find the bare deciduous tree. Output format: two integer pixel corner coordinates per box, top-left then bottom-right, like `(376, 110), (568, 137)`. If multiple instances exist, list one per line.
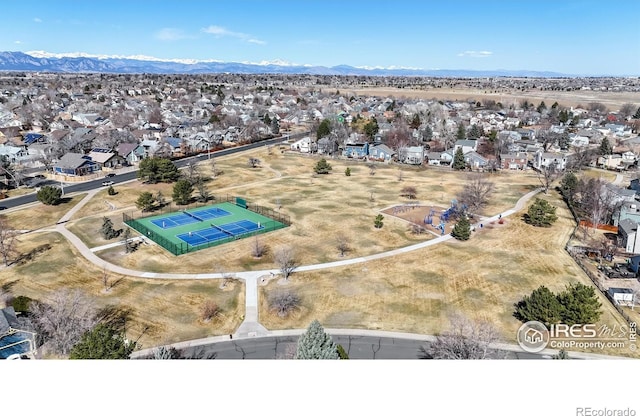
(420, 313), (503, 359)
(400, 185), (418, 200)
(269, 291), (301, 317)
(0, 217), (19, 266)
(619, 103), (636, 120)
(251, 237), (268, 258)
(536, 162), (562, 194)
(200, 300), (220, 322)
(457, 174), (494, 214)
(335, 233), (351, 257)
(29, 289), (98, 356)
(273, 245), (298, 280)
(248, 157), (261, 168)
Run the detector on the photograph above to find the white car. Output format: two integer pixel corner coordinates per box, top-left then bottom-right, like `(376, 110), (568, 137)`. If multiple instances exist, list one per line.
(102, 180), (114, 186)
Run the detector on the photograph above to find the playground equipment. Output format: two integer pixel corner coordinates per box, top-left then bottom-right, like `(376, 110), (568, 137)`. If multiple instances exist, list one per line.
(436, 222), (445, 235)
(424, 209), (435, 225)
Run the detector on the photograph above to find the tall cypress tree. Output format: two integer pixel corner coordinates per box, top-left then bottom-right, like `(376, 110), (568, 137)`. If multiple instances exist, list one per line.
(295, 320), (339, 359)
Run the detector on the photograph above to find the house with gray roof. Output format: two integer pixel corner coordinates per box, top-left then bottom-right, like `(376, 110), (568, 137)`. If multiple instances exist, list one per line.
(398, 146), (424, 165)
(369, 144), (395, 162)
(0, 306), (37, 359)
(53, 152), (98, 176)
(618, 218), (640, 254)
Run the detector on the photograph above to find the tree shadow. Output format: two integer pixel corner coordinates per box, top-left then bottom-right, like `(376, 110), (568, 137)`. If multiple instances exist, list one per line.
(96, 304), (134, 332)
(11, 243), (52, 266)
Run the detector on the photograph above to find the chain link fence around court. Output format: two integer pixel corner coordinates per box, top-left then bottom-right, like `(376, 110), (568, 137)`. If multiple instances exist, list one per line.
(122, 194), (290, 255)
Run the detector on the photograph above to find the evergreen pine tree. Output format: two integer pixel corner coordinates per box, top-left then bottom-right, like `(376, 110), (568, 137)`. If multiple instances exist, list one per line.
(557, 283), (602, 326)
(295, 320), (339, 359)
(599, 137), (613, 155)
(452, 147), (466, 170)
(69, 324), (136, 359)
(514, 285), (563, 326)
(525, 198), (558, 227)
(101, 217), (117, 239)
(451, 215), (471, 240)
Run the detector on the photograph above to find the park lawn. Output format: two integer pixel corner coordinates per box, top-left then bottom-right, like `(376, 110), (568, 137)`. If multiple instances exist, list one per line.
(2, 194), (87, 231)
(580, 168), (618, 182)
(0, 231), (245, 350)
(258, 190), (637, 358)
(81, 149), (540, 271)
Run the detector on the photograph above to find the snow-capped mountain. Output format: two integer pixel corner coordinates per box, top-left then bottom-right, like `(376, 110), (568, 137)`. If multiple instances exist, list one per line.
(0, 51), (570, 77)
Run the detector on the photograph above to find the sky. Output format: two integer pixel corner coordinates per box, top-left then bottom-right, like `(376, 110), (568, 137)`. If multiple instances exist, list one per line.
(1, 0), (639, 76)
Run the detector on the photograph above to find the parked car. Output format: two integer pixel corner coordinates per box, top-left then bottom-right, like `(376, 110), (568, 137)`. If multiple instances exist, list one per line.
(34, 174), (46, 179)
(102, 180), (114, 186)
(0, 206), (6, 210)
(105, 173), (116, 178)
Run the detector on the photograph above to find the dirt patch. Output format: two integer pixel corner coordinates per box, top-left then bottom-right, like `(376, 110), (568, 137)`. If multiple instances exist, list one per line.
(382, 204), (459, 236)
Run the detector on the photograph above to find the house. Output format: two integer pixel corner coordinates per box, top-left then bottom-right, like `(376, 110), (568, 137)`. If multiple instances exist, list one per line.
(500, 152), (528, 170)
(534, 151), (567, 171)
(369, 144), (395, 162)
(454, 139), (478, 155)
(139, 139), (159, 158)
(53, 152), (99, 176)
(463, 151), (489, 170)
(116, 142), (142, 165)
(0, 144), (29, 163)
(605, 183), (636, 207)
(397, 146), (424, 165)
(343, 142), (369, 158)
(628, 255), (640, 273)
(0, 306), (37, 359)
(426, 151), (453, 166)
(317, 137), (339, 155)
(613, 202), (640, 226)
(290, 136), (313, 153)
(597, 154), (623, 170)
(617, 218), (640, 254)
(607, 288), (634, 306)
(87, 148), (125, 170)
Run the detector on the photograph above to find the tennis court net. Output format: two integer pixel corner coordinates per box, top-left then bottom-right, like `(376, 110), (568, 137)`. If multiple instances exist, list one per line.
(211, 223), (234, 237)
(183, 211), (204, 222)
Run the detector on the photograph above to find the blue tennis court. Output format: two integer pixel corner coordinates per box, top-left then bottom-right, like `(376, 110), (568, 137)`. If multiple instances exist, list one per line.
(185, 207), (231, 221)
(150, 212), (201, 229)
(216, 219), (263, 236)
(176, 227), (230, 247)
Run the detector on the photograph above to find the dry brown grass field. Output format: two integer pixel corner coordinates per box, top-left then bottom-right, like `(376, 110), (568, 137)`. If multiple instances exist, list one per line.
(0, 230), (245, 347)
(1, 145), (637, 356)
(342, 87), (640, 111)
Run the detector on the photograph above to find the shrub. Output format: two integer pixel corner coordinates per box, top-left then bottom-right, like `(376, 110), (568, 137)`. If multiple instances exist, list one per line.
(200, 300), (220, 322)
(314, 158), (332, 174)
(374, 214), (384, 229)
(11, 295), (32, 313)
(269, 291), (301, 317)
(37, 185), (62, 205)
(107, 186), (116, 196)
(344, 167), (351, 176)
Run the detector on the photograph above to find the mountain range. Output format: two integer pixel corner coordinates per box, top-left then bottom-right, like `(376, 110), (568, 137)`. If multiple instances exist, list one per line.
(0, 51), (571, 78)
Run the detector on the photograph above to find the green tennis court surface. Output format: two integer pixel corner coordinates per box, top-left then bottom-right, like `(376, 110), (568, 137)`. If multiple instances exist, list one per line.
(124, 201), (288, 255)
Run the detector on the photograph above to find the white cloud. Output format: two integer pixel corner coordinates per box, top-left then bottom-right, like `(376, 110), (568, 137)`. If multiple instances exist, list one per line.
(14, 40), (22, 44)
(33, 17), (42, 23)
(155, 28), (190, 41)
(457, 51), (493, 58)
(201, 25), (264, 45)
